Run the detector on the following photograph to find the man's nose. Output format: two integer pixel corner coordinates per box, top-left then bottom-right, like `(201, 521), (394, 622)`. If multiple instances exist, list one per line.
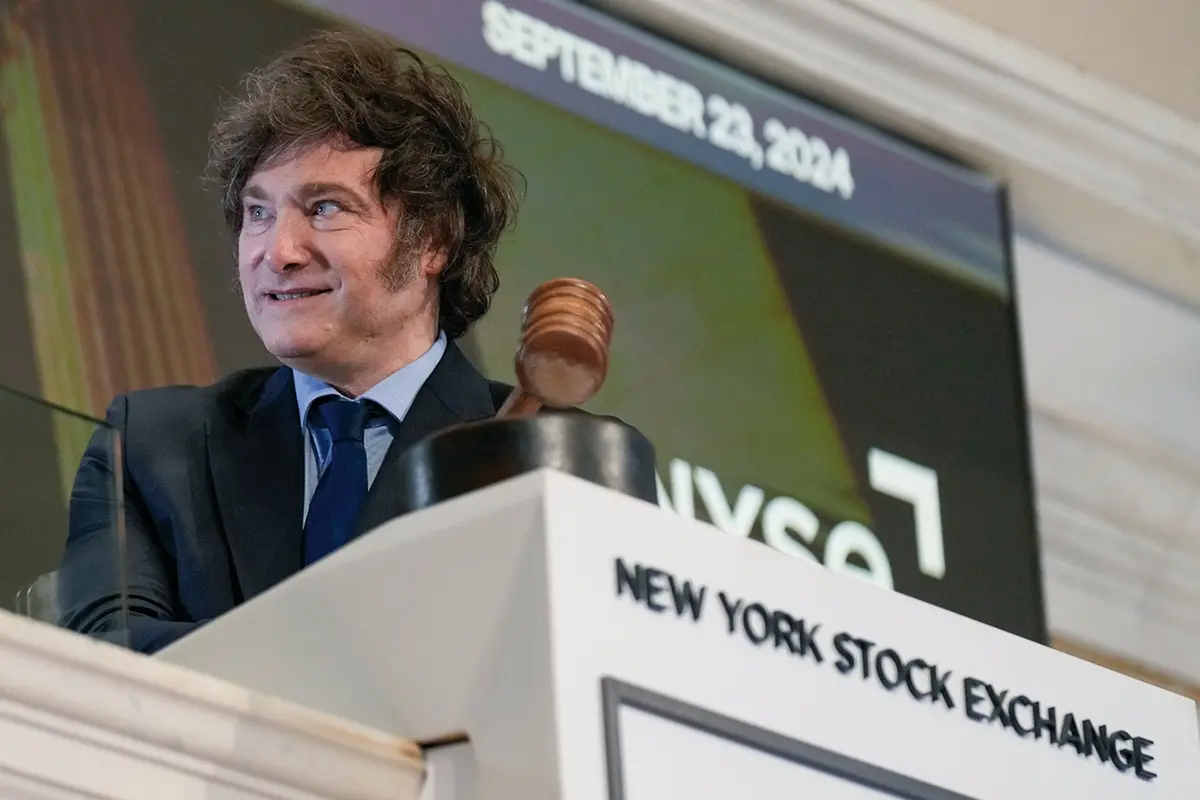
(262, 213), (310, 273)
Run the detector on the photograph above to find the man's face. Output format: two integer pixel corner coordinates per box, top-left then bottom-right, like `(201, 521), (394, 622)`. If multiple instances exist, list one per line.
(238, 142), (438, 384)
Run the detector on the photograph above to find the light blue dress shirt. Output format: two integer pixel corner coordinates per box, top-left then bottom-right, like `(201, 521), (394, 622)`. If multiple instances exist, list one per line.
(293, 331), (447, 524)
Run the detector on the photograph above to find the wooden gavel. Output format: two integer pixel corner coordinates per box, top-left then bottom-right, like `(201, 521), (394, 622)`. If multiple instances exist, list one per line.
(497, 277), (614, 417)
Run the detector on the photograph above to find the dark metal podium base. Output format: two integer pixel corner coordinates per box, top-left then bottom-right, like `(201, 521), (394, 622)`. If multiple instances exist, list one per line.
(389, 412), (658, 515)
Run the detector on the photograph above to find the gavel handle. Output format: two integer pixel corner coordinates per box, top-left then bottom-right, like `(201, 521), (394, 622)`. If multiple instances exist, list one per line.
(497, 387), (543, 417)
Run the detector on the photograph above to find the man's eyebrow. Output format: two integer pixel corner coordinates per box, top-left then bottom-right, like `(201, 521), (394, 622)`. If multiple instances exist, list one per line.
(242, 183), (270, 202)
(240, 182), (372, 207)
(294, 182), (370, 207)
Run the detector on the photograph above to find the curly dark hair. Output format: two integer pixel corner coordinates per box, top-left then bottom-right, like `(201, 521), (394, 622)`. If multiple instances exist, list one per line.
(208, 28), (522, 338)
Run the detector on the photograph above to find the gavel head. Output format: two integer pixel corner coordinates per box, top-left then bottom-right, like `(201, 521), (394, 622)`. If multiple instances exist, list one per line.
(515, 278), (614, 408)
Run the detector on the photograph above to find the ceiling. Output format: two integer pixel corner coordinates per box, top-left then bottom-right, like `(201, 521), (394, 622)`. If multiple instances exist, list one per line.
(928, 0), (1200, 122)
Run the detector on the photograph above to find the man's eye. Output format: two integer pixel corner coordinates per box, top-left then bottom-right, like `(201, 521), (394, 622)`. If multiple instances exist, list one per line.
(313, 200), (343, 217)
(244, 205), (268, 221)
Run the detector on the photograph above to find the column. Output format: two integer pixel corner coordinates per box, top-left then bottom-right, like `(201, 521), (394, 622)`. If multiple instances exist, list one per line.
(0, 0), (217, 494)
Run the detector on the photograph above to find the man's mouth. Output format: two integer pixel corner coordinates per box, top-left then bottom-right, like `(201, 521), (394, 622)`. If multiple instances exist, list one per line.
(266, 289), (331, 302)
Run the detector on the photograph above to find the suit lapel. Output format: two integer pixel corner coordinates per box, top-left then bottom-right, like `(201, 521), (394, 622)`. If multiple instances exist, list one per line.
(208, 367), (304, 601)
(353, 341), (496, 537)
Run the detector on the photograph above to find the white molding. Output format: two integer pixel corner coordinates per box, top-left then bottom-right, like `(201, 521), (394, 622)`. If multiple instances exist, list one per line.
(0, 611), (424, 799)
(1031, 409), (1200, 685)
(586, 0), (1200, 302)
(1012, 236), (1200, 684)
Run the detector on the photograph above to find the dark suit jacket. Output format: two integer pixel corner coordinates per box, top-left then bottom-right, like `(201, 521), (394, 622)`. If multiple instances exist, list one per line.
(59, 341), (515, 655)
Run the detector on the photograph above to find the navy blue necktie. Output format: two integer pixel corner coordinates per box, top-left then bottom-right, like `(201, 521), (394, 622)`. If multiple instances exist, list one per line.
(304, 398), (371, 565)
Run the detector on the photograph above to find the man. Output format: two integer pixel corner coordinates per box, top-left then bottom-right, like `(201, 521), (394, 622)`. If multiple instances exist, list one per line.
(58, 29), (523, 655)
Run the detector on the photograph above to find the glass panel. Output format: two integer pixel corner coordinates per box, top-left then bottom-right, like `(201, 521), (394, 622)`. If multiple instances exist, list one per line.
(0, 385), (123, 634)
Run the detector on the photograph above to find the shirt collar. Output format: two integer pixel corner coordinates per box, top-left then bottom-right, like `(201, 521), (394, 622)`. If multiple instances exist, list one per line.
(293, 331), (448, 428)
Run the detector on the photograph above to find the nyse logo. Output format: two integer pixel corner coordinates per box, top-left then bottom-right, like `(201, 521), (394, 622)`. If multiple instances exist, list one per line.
(654, 449), (945, 591)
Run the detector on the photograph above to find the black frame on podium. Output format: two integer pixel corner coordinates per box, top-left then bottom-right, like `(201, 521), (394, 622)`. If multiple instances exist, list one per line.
(600, 677), (974, 800)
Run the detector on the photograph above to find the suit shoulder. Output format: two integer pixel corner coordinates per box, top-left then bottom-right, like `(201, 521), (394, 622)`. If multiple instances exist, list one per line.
(114, 367), (281, 427)
(486, 379), (513, 411)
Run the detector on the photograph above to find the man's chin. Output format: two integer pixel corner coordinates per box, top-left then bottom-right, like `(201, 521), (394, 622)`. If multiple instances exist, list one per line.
(263, 336), (326, 367)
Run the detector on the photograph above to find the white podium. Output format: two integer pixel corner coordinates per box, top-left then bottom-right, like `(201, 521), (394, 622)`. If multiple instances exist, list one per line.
(154, 469), (1200, 800)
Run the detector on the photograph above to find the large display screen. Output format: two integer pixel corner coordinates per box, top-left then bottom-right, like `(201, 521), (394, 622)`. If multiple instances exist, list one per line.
(0, 0), (1043, 640)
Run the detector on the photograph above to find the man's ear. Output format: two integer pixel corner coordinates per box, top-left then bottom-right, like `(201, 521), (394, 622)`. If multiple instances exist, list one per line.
(418, 244), (449, 278)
